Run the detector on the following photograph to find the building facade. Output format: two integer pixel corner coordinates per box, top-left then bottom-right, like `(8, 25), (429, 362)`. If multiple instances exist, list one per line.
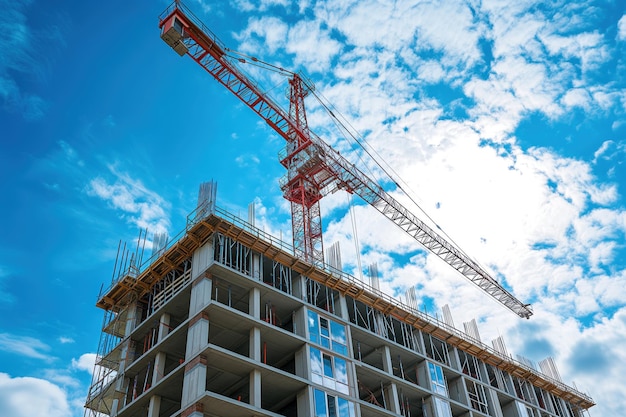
(85, 199), (594, 417)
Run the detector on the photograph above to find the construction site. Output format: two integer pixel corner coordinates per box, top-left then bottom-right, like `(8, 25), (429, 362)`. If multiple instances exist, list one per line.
(84, 2), (595, 417)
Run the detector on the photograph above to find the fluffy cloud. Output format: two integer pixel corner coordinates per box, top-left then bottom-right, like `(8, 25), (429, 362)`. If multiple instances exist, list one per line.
(231, 0), (626, 414)
(71, 353), (97, 374)
(0, 373), (71, 417)
(0, 350), (97, 417)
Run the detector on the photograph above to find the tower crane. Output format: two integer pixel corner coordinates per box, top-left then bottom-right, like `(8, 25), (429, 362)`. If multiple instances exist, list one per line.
(158, 1), (533, 319)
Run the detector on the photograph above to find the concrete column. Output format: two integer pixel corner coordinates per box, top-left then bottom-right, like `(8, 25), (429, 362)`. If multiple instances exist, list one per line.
(249, 287), (260, 319)
(186, 312), (209, 359)
(110, 377), (125, 416)
(189, 274), (212, 317)
(292, 274), (307, 301)
(158, 313), (171, 342)
(181, 356), (207, 407)
(379, 345), (401, 411)
(449, 347), (461, 371)
(250, 327), (261, 362)
(118, 302), (140, 372)
(124, 302), (140, 336)
(487, 388), (504, 417)
(192, 241), (213, 280)
(252, 253), (261, 280)
(381, 345), (393, 374)
(384, 383), (401, 414)
(147, 395), (161, 417)
(152, 351), (167, 386)
(337, 294), (349, 320)
(250, 369), (261, 408)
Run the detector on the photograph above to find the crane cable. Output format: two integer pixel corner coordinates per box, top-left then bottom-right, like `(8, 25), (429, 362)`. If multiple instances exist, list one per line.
(347, 193), (364, 281)
(224, 48), (294, 77)
(308, 86), (481, 265)
(227, 51), (485, 271)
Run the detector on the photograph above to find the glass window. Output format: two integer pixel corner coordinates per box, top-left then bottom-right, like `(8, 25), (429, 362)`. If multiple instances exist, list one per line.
(308, 310), (348, 355)
(311, 347), (323, 384)
(308, 310), (320, 345)
(323, 354), (334, 378)
(337, 397), (354, 417)
(173, 18), (183, 35)
(327, 393), (337, 417)
(310, 347), (350, 395)
(315, 389), (328, 417)
(320, 317), (331, 348)
(434, 397), (453, 417)
(335, 356), (348, 385)
(330, 321), (347, 355)
(314, 389), (354, 417)
(428, 362), (448, 396)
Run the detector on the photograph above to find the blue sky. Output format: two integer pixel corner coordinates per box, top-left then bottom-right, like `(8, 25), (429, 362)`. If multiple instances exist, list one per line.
(1, 0), (626, 415)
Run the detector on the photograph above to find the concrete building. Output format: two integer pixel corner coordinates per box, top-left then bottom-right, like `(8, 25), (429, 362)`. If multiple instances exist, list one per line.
(84, 191), (594, 417)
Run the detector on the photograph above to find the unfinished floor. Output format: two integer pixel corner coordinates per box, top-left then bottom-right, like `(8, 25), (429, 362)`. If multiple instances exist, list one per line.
(85, 202), (594, 417)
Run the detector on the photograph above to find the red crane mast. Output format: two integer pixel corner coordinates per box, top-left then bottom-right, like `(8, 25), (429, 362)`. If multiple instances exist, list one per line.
(158, 2), (533, 319)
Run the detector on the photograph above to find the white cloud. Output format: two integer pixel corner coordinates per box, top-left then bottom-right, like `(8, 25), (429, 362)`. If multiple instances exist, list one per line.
(562, 87), (592, 110)
(42, 369), (80, 389)
(541, 31), (609, 72)
(0, 373), (71, 417)
(285, 20), (341, 73)
(0, 333), (55, 361)
(71, 353), (97, 374)
(58, 337), (75, 344)
(86, 165), (171, 235)
(618, 15), (626, 41)
(236, 16), (287, 54)
(231, 1), (626, 414)
(593, 139), (626, 167)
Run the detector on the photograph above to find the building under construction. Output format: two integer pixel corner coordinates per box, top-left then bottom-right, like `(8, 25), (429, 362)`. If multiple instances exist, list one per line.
(84, 185), (594, 417)
(85, 2), (595, 417)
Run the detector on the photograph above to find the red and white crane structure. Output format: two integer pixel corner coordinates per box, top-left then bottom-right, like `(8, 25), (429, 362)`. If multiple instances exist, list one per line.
(158, 1), (533, 319)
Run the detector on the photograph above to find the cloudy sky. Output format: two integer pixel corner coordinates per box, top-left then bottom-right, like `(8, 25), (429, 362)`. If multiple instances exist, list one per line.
(1, 0), (625, 416)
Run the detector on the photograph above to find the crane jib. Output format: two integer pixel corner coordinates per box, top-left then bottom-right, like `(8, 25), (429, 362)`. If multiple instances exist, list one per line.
(158, 2), (533, 319)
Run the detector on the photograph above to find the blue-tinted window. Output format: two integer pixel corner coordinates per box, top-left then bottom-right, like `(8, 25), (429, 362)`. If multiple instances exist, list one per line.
(308, 310), (320, 345)
(337, 397), (354, 417)
(314, 389), (355, 417)
(314, 389), (328, 417)
(323, 354), (333, 377)
(428, 362), (448, 396)
(310, 347), (349, 395)
(308, 310), (348, 355)
(330, 321), (347, 355)
(335, 357), (348, 385)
